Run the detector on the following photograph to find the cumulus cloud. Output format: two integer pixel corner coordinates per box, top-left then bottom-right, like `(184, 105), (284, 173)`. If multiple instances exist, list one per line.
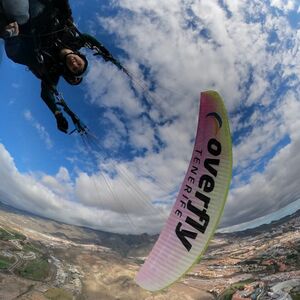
(270, 0), (298, 12)
(0, 143), (165, 234)
(88, 0), (300, 229)
(222, 90), (300, 227)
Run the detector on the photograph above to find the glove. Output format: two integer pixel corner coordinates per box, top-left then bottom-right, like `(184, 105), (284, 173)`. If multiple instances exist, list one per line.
(0, 22), (19, 38)
(55, 112), (68, 133)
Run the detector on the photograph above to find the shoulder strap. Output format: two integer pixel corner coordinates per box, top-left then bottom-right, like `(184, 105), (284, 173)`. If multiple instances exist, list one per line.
(68, 23), (131, 77)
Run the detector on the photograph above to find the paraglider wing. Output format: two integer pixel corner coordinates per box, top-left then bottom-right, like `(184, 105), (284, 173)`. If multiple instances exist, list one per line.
(135, 90), (232, 291)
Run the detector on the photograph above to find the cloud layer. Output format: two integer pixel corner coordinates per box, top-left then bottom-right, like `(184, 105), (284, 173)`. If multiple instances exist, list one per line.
(86, 0), (300, 228)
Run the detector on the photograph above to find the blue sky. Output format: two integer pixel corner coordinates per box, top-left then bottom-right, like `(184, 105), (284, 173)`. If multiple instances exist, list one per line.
(0, 0), (299, 234)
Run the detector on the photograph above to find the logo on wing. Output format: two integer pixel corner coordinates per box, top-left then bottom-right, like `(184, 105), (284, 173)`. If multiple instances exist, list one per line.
(206, 112), (222, 135)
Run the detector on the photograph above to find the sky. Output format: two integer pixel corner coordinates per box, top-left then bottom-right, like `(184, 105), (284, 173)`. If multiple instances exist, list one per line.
(0, 0), (299, 234)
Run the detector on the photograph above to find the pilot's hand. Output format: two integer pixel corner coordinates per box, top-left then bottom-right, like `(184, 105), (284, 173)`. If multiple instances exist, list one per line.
(55, 112), (68, 133)
(2, 22), (19, 38)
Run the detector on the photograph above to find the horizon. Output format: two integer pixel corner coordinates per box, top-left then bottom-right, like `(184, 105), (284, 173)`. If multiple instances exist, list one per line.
(218, 198), (300, 233)
(0, 196), (299, 236)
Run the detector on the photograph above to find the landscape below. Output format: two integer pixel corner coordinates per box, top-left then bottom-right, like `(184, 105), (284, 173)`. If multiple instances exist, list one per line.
(0, 201), (299, 300)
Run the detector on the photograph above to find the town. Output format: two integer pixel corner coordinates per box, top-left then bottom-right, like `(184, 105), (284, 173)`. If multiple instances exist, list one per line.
(183, 211), (300, 299)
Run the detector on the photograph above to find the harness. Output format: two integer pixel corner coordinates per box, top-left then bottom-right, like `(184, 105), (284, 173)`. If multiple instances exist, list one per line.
(20, 4), (132, 135)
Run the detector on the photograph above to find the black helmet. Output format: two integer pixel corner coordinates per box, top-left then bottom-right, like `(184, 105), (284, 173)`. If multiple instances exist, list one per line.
(63, 74), (83, 85)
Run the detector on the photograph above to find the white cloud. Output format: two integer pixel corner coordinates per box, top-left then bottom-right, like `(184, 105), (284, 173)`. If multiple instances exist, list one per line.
(222, 90), (300, 227)
(0, 143), (165, 234)
(233, 105), (286, 171)
(41, 167), (73, 198)
(85, 59), (143, 117)
(87, 0), (300, 229)
(270, 0), (298, 12)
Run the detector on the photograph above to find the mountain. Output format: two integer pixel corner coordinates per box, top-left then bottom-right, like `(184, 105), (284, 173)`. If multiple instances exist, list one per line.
(217, 208), (300, 238)
(0, 200), (156, 257)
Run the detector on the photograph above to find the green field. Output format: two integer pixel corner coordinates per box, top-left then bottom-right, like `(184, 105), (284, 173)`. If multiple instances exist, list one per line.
(0, 255), (14, 269)
(23, 243), (42, 254)
(218, 280), (254, 300)
(291, 293), (300, 300)
(0, 227), (26, 241)
(18, 258), (50, 280)
(44, 288), (73, 300)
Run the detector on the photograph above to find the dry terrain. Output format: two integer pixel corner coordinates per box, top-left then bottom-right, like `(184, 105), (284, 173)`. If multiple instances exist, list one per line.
(0, 202), (299, 300)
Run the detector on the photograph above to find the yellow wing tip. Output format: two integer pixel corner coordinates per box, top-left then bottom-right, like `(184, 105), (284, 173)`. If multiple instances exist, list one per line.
(201, 90), (221, 99)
